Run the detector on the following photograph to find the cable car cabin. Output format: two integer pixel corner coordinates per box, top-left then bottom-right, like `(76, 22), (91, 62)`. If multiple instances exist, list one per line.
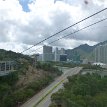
(0, 61), (16, 76)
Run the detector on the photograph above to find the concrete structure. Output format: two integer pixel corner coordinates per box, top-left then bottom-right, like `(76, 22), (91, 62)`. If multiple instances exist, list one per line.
(60, 48), (65, 54)
(42, 45), (54, 61)
(82, 58), (88, 64)
(55, 47), (60, 61)
(31, 54), (42, 62)
(94, 44), (107, 64)
(60, 54), (67, 62)
(36, 46), (68, 62)
(42, 53), (54, 61)
(0, 61), (15, 76)
(54, 47), (67, 62)
(38, 54), (42, 61)
(43, 45), (52, 54)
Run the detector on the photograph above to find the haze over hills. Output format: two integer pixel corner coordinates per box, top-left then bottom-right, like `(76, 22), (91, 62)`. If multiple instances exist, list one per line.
(0, 40), (107, 62)
(65, 44), (93, 60)
(95, 40), (107, 47)
(65, 40), (107, 60)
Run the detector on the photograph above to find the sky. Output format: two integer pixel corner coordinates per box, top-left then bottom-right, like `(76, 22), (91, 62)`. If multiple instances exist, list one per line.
(0, 0), (107, 54)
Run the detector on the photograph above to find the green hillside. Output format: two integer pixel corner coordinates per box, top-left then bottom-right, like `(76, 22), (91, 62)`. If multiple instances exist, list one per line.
(0, 49), (62, 107)
(50, 73), (107, 107)
(0, 49), (32, 62)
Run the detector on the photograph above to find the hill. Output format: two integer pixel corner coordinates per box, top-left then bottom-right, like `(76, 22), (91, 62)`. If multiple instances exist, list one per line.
(65, 40), (107, 61)
(95, 40), (107, 47)
(0, 49), (62, 107)
(65, 44), (94, 60)
(0, 49), (32, 62)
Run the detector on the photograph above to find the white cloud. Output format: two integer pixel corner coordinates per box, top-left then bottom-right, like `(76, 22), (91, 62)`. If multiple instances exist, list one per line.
(0, 0), (107, 54)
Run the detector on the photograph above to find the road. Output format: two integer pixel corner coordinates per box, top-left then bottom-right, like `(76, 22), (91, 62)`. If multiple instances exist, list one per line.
(21, 67), (82, 107)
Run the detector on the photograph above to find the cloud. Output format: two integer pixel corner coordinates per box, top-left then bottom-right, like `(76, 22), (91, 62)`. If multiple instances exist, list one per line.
(0, 0), (107, 54)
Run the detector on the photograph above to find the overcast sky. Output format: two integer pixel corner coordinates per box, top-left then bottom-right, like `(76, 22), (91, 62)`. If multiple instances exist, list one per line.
(0, 0), (107, 54)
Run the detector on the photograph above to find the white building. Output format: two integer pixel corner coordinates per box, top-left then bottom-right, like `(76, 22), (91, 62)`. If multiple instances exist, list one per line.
(55, 47), (60, 61)
(41, 46), (67, 62)
(94, 44), (107, 64)
(54, 47), (67, 62)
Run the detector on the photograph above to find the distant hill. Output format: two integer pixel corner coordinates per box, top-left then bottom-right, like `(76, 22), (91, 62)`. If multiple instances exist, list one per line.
(0, 49), (32, 62)
(65, 40), (107, 60)
(65, 44), (94, 60)
(1, 40), (107, 62)
(95, 40), (107, 47)
(73, 44), (94, 53)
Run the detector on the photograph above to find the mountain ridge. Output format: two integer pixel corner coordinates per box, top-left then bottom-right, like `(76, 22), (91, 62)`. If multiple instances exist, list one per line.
(65, 40), (107, 60)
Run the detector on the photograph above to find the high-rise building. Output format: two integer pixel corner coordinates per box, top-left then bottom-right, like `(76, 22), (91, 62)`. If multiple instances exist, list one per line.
(94, 44), (107, 64)
(42, 45), (54, 61)
(43, 45), (52, 54)
(103, 44), (107, 63)
(55, 47), (60, 61)
(42, 45), (67, 62)
(60, 48), (65, 54)
(54, 47), (67, 62)
(60, 54), (67, 61)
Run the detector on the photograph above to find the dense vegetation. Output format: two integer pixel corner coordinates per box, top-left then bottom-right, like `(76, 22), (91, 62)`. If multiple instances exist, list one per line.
(0, 49), (33, 62)
(50, 73), (107, 107)
(81, 64), (103, 70)
(0, 62), (62, 107)
(36, 62), (62, 76)
(49, 61), (78, 68)
(0, 73), (53, 107)
(0, 49), (62, 107)
(0, 72), (19, 107)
